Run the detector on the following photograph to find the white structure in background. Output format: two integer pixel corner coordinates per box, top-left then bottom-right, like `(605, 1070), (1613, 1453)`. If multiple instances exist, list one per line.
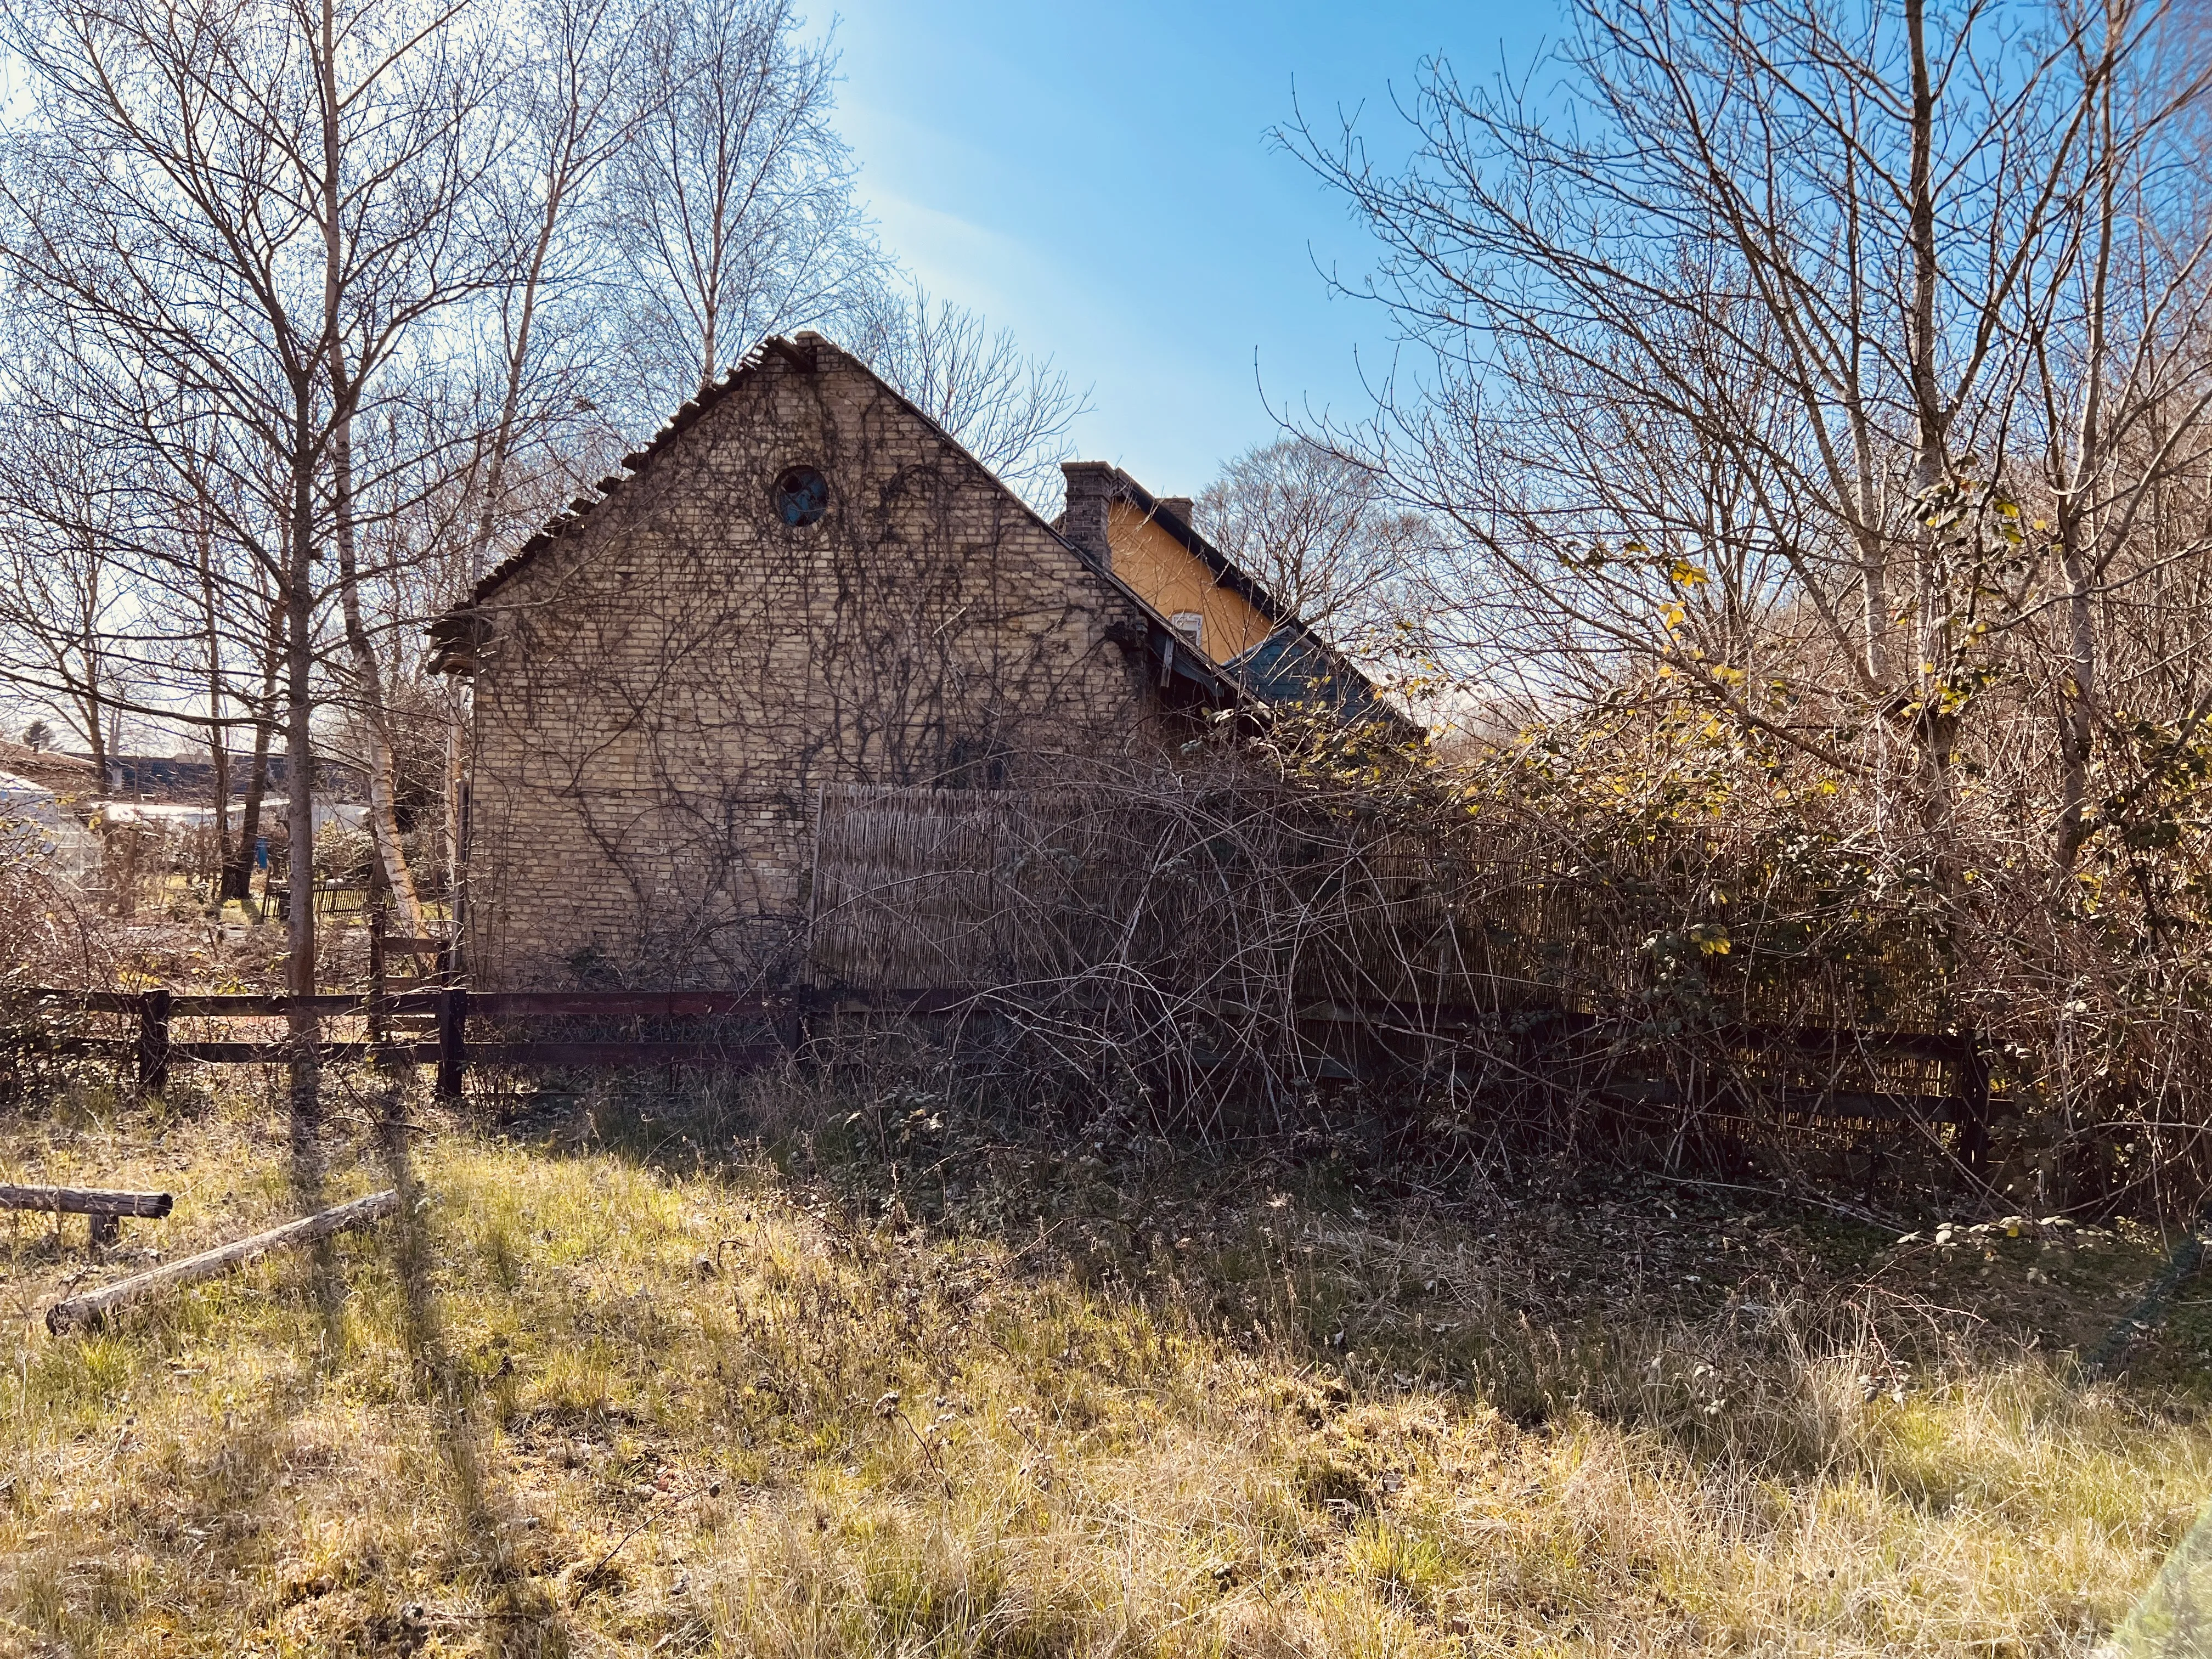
(0, 770), (99, 879)
(97, 795), (369, 835)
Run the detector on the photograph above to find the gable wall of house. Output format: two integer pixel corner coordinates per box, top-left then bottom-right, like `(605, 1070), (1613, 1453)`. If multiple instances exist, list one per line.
(1104, 503), (1274, 663)
(462, 343), (1170, 988)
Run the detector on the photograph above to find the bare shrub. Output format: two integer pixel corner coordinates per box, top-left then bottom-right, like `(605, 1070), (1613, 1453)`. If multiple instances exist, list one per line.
(774, 681), (2212, 1216)
(0, 838), (116, 1107)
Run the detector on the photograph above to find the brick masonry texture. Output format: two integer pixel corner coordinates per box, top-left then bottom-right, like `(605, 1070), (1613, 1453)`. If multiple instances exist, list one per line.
(462, 341), (1181, 988)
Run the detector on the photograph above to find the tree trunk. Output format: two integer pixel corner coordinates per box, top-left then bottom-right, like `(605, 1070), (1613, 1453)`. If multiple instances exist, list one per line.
(2057, 557), (2097, 865)
(80, 690), (106, 791)
(2056, 41), (2117, 873)
(319, 0), (425, 941)
(208, 726), (230, 895)
(1903, 0), (1957, 841)
(444, 708), (466, 944)
(46, 1189), (396, 1335)
(472, 178), (560, 578)
(198, 511), (232, 893)
(328, 399), (428, 938)
(223, 592), (285, 904)
(74, 623), (106, 789)
(1904, 0), (1948, 500)
(285, 381), (321, 1199)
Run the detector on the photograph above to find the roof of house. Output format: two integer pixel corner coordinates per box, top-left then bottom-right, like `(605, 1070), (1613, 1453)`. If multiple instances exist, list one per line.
(1062, 467), (1412, 734)
(0, 740), (97, 795)
(1226, 622), (1410, 731)
(443, 335), (809, 620)
(1064, 466), (1292, 627)
(428, 334), (1241, 707)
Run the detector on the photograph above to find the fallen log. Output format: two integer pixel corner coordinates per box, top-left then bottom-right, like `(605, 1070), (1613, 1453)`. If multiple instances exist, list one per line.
(46, 1189), (400, 1335)
(0, 1184), (173, 1218)
(1, 1184), (175, 1248)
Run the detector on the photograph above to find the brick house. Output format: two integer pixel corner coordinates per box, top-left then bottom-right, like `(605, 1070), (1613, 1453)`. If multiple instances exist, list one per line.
(431, 332), (1392, 989)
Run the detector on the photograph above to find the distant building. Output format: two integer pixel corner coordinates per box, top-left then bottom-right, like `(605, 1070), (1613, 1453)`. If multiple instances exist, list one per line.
(0, 770), (98, 878)
(0, 740), (97, 799)
(52, 751), (362, 805)
(1057, 465), (1405, 729)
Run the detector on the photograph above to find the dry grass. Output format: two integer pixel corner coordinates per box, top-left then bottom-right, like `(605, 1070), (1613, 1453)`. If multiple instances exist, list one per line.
(0, 1065), (2208, 1656)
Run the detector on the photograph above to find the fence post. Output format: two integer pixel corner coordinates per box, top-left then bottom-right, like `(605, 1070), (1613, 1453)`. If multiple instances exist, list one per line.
(1961, 1035), (1990, 1180)
(137, 988), (172, 1096)
(437, 987), (468, 1100)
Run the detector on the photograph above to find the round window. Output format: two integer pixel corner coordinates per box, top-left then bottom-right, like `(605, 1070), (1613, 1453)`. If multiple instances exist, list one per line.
(771, 464), (830, 528)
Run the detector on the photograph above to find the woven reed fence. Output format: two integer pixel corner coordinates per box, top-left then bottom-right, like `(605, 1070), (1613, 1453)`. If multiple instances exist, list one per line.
(806, 780), (1547, 1007)
(799, 778), (1979, 1154)
(806, 781), (1948, 1020)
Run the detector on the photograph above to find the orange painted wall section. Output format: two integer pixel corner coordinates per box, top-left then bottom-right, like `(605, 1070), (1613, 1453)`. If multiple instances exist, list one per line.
(1104, 502), (1274, 663)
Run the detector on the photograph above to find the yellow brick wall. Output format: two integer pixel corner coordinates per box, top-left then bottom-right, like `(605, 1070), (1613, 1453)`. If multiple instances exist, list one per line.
(462, 344), (1172, 988)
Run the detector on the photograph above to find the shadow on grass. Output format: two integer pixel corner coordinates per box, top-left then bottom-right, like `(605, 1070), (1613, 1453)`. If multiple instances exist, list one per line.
(2114, 1494), (2212, 1655)
(285, 1047), (348, 1364)
(487, 1055), (2212, 1494)
(367, 1057), (568, 1657)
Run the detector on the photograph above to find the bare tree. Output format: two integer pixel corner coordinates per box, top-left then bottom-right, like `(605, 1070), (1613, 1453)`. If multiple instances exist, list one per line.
(1193, 438), (1424, 651)
(464, 0), (652, 581)
(608, 0), (882, 414)
(1283, 0), (2212, 862)
(0, 391), (133, 785)
(845, 281), (1091, 508)
(0, 0), (519, 1167)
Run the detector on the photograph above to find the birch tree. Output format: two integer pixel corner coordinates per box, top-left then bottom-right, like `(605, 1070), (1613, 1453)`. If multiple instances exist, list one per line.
(464, 0), (652, 582)
(609, 0), (881, 413)
(0, 0), (517, 1166)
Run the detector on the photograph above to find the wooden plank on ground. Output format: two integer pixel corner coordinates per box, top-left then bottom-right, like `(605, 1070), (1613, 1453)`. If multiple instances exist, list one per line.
(46, 1189), (399, 1334)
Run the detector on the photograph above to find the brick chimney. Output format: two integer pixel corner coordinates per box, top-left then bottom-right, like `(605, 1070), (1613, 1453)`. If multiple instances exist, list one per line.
(1060, 461), (1116, 570)
(1159, 495), (1194, 526)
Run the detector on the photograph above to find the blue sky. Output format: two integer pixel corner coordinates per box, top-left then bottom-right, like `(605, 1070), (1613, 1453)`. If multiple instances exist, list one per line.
(827, 0), (1560, 498)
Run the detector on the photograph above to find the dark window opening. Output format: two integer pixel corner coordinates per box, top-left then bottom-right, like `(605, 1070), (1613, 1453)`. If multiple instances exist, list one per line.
(772, 464), (830, 527)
